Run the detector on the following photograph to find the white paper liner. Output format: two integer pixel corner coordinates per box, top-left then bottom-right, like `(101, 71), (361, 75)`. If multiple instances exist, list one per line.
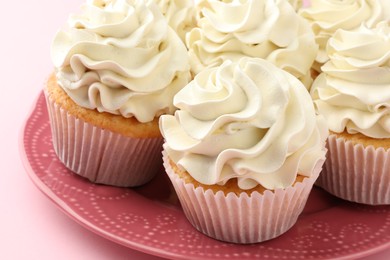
(44, 92), (163, 187)
(163, 151), (323, 244)
(316, 134), (390, 205)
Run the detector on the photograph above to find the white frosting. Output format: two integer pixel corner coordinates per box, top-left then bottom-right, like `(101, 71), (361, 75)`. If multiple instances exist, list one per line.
(378, 0), (390, 20)
(311, 22), (390, 138)
(160, 57), (328, 190)
(152, 0), (196, 43)
(51, 0), (191, 123)
(189, 0), (318, 88)
(288, 0), (303, 11)
(299, 0), (385, 71)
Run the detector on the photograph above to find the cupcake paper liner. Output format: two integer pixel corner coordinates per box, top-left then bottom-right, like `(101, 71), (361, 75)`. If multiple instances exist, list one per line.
(45, 91), (163, 187)
(163, 151), (323, 244)
(316, 134), (390, 205)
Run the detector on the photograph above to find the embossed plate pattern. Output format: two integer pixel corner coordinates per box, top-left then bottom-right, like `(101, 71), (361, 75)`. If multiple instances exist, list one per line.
(20, 92), (390, 260)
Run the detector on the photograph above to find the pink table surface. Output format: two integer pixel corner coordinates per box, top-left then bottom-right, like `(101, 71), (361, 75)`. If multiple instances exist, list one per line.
(0, 1), (389, 259)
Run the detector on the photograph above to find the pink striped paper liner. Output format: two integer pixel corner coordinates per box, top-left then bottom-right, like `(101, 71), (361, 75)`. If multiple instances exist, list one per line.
(163, 151), (323, 244)
(44, 91), (163, 187)
(316, 134), (390, 205)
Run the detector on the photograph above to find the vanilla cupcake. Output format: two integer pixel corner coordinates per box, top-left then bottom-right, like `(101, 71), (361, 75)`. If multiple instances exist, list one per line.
(160, 57), (328, 243)
(46, 0), (191, 187)
(152, 0), (196, 43)
(311, 22), (390, 205)
(189, 0), (318, 89)
(299, 0), (386, 73)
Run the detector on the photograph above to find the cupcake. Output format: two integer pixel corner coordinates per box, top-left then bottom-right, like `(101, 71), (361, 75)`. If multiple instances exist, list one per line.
(311, 22), (390, 205)
(46, 0), (191, 187)
(160, 57), (328, 243)
(153, 0), (196, 43)
(189, 0), (318, 89)
(299, 0), (386, 73)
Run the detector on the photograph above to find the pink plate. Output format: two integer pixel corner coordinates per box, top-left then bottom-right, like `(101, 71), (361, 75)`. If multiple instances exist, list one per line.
(21, 92), (390, 260)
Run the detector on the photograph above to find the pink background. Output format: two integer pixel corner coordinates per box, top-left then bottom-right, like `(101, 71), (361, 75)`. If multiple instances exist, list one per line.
(0, 0), (389, 259)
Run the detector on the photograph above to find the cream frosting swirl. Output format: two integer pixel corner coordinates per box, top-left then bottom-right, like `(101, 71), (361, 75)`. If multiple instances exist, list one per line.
(299, 0), (385, 71)
(311, 22), (390, 138)
(188, 0), (318, 88)
(288, 0), (303, 11)
(51, 0), (191, 123)
(152, 0), (196, 43)
(160, 57), (328, 190)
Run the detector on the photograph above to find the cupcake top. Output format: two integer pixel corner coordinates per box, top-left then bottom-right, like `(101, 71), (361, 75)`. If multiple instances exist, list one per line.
(153, 0), (196, 43)
(160, 57), (328, 190)
(51, 0), (191, 123)
(311, 22), (390, 139)
(188, 0), (318, 88)
(299, 0), (386, 71)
